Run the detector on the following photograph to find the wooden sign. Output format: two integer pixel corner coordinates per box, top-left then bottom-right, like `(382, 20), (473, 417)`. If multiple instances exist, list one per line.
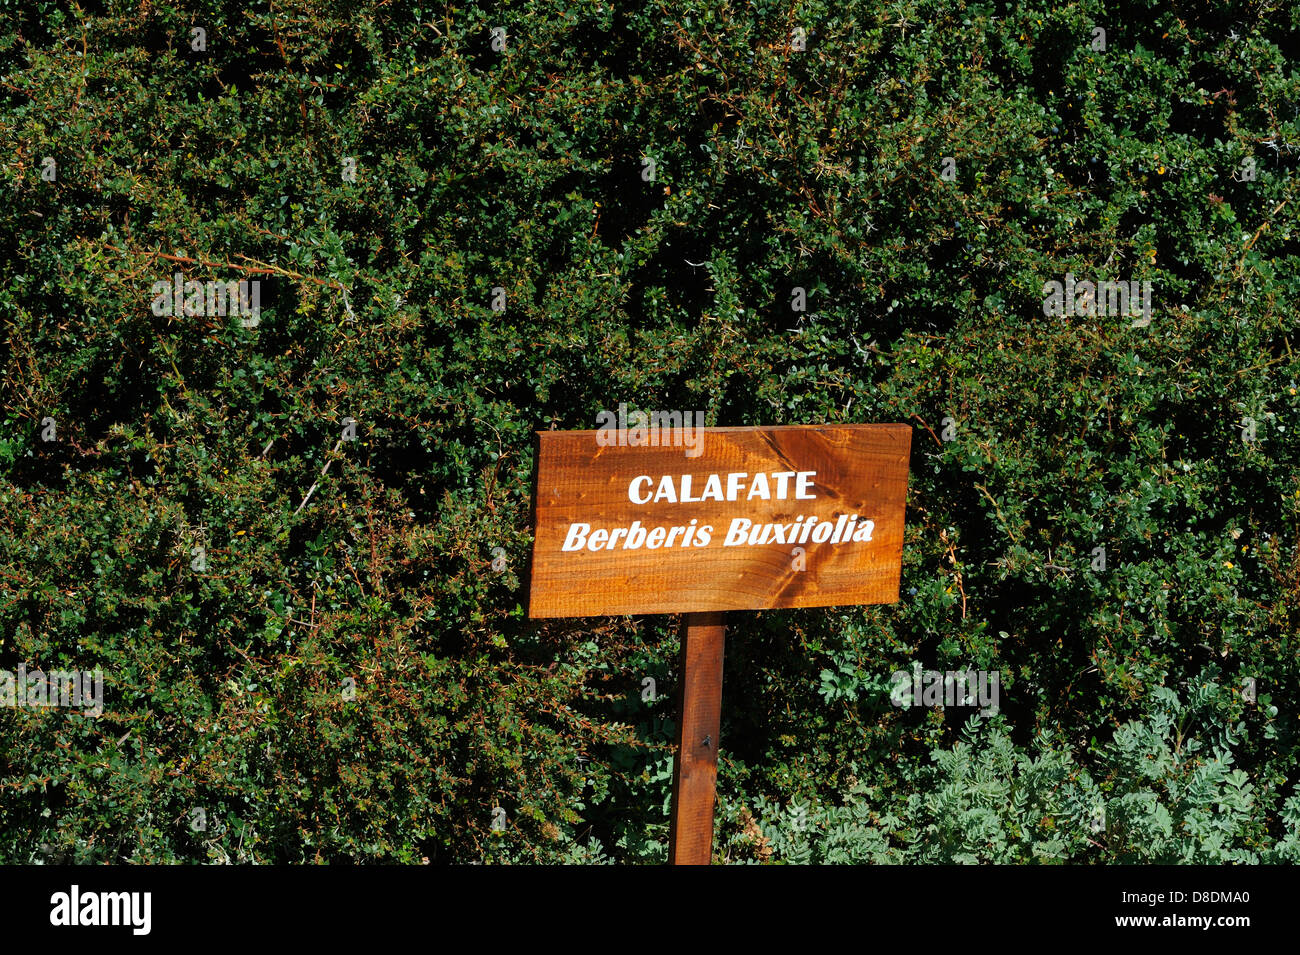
(528, 425), (911, 618)
(526, 421), (912, 864)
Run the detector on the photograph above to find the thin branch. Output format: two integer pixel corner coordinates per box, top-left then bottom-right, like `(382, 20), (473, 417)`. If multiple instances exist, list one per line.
(295, 439), (344, 515)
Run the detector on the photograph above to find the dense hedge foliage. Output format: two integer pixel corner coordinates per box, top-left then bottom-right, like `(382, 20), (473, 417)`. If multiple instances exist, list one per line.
(1, 0), (1298, 863)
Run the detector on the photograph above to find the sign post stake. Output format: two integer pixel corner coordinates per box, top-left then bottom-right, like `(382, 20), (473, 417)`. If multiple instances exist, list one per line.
(668, 611), (726, 866)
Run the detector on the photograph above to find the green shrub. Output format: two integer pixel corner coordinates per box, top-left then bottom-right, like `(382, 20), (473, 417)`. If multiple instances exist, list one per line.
(1, 0), (1297, 862)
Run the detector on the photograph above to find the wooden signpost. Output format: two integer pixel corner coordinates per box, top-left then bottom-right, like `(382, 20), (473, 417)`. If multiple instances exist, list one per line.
(528, 424), (911, 864)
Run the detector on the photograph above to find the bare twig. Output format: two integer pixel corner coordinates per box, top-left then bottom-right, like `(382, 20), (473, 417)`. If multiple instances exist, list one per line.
(295, 439), (343, 515)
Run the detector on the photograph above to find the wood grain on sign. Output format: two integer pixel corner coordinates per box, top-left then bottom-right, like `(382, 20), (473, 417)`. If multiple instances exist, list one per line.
(528, 424), (911, 617)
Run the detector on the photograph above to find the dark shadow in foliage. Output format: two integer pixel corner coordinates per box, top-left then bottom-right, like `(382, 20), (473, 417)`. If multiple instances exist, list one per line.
(627, 225), (715, 326)
(568, 10), (646, 75)
(587, 157), (666, 250)
(465, 21), (507, 75)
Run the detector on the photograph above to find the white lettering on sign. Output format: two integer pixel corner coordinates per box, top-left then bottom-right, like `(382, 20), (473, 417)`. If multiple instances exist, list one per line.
(595, 470), (874, 553)
(628, 471), (817, 504)
(560, 516), (873, 551)
(562, 519), (715, 552)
